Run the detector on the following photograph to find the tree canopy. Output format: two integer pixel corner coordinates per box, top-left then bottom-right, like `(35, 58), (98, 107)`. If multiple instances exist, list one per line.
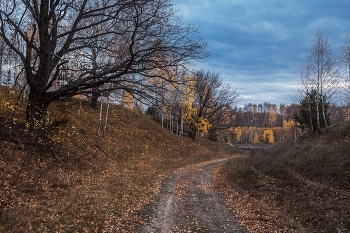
(0, 0), (208, 131)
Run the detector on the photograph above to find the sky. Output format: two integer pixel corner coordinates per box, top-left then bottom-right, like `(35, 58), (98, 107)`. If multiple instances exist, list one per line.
(173, 0), (350, 106)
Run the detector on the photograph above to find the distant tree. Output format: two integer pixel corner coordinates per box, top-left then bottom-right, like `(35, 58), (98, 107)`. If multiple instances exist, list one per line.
(252, 130), (259, 144)
(122, 88), (134, 110)
(294, 89), (331, 132)
(279, 104), (285, 127)
(285, 104), (299, 121)
(187, 70), (238, 140)
(244, 103), (253, 126)
(263, 129), (274, 144)
(266, 103), (277, 127)
(234, 127), (242, 143)
(181, 73), (198, 137)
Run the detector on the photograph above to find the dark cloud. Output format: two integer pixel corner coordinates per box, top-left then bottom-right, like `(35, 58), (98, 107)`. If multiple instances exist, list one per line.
(173, 0), (350, 104)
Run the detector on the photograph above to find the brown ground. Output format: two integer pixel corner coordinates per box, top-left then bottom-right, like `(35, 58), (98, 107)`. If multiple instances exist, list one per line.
(0, 93), (235, 232)
(216, 123), (350, 233)
(137, 158), (248, 233)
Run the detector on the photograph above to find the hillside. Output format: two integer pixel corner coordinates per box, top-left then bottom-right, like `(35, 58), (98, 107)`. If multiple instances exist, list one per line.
(217, 122), (350, 232)
(0, 92), (232, 232)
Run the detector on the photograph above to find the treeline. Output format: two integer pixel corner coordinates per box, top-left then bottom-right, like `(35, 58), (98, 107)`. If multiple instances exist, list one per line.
(213, 102), (350, 144)
(233, 103), (296, 128)
(233, 102), (350, 128)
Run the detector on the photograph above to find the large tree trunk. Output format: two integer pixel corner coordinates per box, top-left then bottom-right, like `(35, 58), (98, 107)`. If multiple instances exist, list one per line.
(26, 89), (50, 132)
(90, 92), (100, 110)
(188, 122), (197, 140)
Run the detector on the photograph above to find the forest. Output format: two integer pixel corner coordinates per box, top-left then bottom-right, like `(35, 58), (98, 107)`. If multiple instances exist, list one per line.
(1, 1), (350, 146)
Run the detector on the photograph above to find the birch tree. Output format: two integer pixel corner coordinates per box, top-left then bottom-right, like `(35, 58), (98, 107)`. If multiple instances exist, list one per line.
(295, 29), (338, 132)
(294, 89), (331, 132)
(340, 35), (350, 99)
(0, 37), (4, 84)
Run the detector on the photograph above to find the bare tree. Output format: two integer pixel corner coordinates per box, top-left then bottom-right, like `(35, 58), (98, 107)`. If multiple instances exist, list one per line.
(295, 29), (339, 132)
(340, 35), (350, 99)
(0, 0), (208, 131)
(187, 70), (238, 140)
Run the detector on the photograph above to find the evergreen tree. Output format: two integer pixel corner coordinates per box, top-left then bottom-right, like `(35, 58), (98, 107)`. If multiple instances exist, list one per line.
(294, 90), (331, 132)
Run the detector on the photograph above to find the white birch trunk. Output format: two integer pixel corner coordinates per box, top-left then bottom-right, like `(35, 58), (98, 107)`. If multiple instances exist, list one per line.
(103, 100), (110, 135)
(97, 95), (103, 135)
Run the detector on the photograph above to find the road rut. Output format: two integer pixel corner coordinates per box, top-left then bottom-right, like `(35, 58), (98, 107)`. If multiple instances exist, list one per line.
(137, 159), (248, 232)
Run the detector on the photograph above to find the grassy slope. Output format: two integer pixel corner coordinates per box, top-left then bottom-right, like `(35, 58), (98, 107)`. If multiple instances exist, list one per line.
(217, 123), (350, 232)
(0, 96), (231, 232)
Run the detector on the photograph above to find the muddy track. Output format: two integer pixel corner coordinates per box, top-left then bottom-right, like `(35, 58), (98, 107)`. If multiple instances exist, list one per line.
(137, 159), (248, 233)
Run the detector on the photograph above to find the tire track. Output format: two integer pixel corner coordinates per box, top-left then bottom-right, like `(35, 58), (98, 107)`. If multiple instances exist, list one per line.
(137, 159), (248, 233)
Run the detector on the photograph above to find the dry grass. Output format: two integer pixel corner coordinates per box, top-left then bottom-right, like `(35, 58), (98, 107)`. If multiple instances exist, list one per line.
(217, 123), (350, 232)
(0, 90), (231, 232)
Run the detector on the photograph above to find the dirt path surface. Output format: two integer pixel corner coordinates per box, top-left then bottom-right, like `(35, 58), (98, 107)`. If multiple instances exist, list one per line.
(137, 159), (248, 233)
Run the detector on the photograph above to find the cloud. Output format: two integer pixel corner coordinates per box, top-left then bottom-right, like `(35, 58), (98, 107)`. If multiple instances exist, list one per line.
(230, 80), (298, 106)
(173, 0), (350, 104)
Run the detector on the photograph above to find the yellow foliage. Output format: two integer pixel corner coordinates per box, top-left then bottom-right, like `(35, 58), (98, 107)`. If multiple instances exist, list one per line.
(0, 88), (17, 113)
(263, 129), (274, 144)
(122, 90), (134, 109)
(196, 117), (211, 134)
(234, 127), (242, 142)
(283, 119), (295, 130)
(252, 131), (260, 144)
(182, 103), (197, 123)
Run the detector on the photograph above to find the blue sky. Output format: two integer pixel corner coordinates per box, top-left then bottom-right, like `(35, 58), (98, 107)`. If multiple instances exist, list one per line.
(173, 0), (350, 105)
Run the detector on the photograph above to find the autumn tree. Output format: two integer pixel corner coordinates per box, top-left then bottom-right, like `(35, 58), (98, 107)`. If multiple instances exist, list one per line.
(263, 129), (274, 144)
(278, 104), (285, 128)
(180, 73), (196, 134)
(187, 70), (238, 140)
(0, 0), (207, 132)
(122, 88), (134, 110)
(252, 130), (259, 144)
(295, 29), (338, 132)
(233, 127), (242, 143)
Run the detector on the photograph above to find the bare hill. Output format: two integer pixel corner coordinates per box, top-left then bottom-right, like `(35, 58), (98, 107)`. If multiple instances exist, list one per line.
(218, 122), (350, 232)
(0, 95), (231, 232)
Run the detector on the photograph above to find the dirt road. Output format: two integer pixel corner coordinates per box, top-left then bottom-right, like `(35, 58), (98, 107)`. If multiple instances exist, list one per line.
(137, 159), (248, 232)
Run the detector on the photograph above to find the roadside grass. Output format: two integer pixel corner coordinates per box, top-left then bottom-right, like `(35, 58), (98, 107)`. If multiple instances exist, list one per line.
(0, 90), (231, 232)
(217, 123), (350, 232)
